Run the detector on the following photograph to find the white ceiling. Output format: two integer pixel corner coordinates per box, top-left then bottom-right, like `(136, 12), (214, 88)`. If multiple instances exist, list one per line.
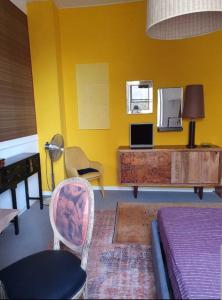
(10, 0), (143, 14)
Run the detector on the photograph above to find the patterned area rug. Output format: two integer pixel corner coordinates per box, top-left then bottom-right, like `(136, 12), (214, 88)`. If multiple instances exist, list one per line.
(113, 202), (222, 245)
(87, 210), (156, 299)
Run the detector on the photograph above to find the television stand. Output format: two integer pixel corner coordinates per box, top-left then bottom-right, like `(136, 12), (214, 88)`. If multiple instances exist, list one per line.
(118, 145), (222, 200)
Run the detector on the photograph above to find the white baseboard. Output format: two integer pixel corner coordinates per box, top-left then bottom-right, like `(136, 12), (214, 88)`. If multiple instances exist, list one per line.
(43, 191), (53, 196)
(43, 186), (214, 195)
(93, 186), (214, 192)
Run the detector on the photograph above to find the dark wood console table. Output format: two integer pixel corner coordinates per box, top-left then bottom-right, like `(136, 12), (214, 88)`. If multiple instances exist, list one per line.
(0, 153), (43, 234)
(118, 145), (222, 199)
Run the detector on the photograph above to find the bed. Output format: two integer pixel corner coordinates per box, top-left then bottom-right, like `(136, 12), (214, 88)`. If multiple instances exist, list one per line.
(151, 207), (222, 299)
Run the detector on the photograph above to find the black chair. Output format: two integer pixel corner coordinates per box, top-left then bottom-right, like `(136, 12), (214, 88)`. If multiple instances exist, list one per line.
(0, 177), (94, 299)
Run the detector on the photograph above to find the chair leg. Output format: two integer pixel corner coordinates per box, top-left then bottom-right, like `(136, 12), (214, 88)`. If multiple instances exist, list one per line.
(99, 176), (105, 198)
(82, 282), (88, 299)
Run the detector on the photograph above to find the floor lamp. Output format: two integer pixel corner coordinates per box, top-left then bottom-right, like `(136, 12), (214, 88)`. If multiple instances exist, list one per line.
(182, 85), (205, 148)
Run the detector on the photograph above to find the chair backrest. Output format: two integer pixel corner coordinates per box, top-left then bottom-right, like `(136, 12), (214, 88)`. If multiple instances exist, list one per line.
(64, 147), (90, 175)
(49, 177), (94, 269)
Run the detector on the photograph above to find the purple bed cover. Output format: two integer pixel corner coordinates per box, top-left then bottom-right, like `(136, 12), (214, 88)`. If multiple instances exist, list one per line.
(157, 207), (222, 299)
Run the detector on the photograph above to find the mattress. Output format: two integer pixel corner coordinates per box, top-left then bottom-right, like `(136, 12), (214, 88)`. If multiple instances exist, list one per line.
(157, 207), (222, 299)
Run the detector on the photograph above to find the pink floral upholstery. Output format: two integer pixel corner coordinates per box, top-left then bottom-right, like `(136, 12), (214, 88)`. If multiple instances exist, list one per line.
(53, 182), (89, 247)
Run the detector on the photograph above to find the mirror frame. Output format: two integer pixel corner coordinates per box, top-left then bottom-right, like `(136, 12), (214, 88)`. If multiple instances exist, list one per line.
(126, 80), (153, 114)
(157, 87), (183, 132)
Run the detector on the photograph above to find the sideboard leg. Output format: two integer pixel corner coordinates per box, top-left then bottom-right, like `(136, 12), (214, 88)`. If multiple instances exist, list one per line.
(133, 186), (138, 198)
(197, 187), (203, 200)
(215, 186), (222, 198)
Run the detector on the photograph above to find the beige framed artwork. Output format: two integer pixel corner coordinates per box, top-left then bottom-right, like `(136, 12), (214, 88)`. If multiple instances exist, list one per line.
(76, 63), (110, 129)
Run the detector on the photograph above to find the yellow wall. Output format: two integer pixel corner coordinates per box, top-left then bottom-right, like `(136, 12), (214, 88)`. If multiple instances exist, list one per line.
(27, 0), (66, 190)
(28, 1), (222, 189)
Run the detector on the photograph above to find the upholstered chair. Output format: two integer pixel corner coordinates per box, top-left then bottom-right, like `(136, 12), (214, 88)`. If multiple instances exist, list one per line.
(64, 146), (104, 198)
(0, 177), (94, 299)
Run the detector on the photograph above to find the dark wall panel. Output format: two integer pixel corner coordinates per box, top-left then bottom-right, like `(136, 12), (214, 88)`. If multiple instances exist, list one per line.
(0, 0), (37, 142)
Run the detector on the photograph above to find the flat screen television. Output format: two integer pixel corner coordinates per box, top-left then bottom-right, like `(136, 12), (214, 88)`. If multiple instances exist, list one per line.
(130, 123), (153, 149)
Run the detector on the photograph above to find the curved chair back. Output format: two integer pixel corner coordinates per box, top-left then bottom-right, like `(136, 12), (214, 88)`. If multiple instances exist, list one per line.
(49, 177), (94, 268)
(64, 147), (90, 175)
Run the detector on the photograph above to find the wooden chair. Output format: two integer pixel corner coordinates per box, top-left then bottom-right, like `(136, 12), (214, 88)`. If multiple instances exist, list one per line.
(64, 146), (105, 198)
(0, 177), (94, 299)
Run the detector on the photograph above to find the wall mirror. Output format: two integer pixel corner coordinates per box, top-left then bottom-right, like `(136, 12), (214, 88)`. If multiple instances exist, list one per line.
(126, 80), (153, 114)
(157, 87), (183, 131)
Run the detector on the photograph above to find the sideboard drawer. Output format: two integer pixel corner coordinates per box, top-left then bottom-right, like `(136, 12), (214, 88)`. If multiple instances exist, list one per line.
(171, 151), (220, 184)
(119, 151), (171, 184)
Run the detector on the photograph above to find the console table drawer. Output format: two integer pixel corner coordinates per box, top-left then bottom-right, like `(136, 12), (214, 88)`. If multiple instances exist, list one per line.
(0, 161), (26, 188)
(26, 154), (40, 174)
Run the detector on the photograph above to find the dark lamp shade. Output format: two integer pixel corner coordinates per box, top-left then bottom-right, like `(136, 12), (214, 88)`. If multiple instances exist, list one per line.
(182, 85), (205, 119)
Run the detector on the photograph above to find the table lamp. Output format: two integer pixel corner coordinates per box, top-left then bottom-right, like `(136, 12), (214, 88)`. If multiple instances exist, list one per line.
(182, 85), (205, 148)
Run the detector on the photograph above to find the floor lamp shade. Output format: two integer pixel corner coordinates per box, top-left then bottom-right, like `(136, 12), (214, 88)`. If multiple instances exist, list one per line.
(183, 85), (204, 148)
(147, 0), (222, 40)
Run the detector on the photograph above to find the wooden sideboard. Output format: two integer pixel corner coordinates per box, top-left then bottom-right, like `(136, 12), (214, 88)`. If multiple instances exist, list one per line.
(118, 146), (222, 199)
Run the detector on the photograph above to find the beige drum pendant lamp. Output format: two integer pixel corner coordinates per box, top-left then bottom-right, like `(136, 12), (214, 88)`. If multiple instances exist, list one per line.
(146, 0), (222, 40)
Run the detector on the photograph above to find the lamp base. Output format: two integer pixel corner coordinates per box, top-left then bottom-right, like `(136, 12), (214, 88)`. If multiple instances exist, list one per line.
(186, 120), (196, 149)
(186, 144), (197, 149)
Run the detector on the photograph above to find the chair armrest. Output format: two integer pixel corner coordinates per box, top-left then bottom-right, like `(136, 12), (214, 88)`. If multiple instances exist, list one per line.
(89, 161), (103, 174)
(65, 166), (79, 177)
